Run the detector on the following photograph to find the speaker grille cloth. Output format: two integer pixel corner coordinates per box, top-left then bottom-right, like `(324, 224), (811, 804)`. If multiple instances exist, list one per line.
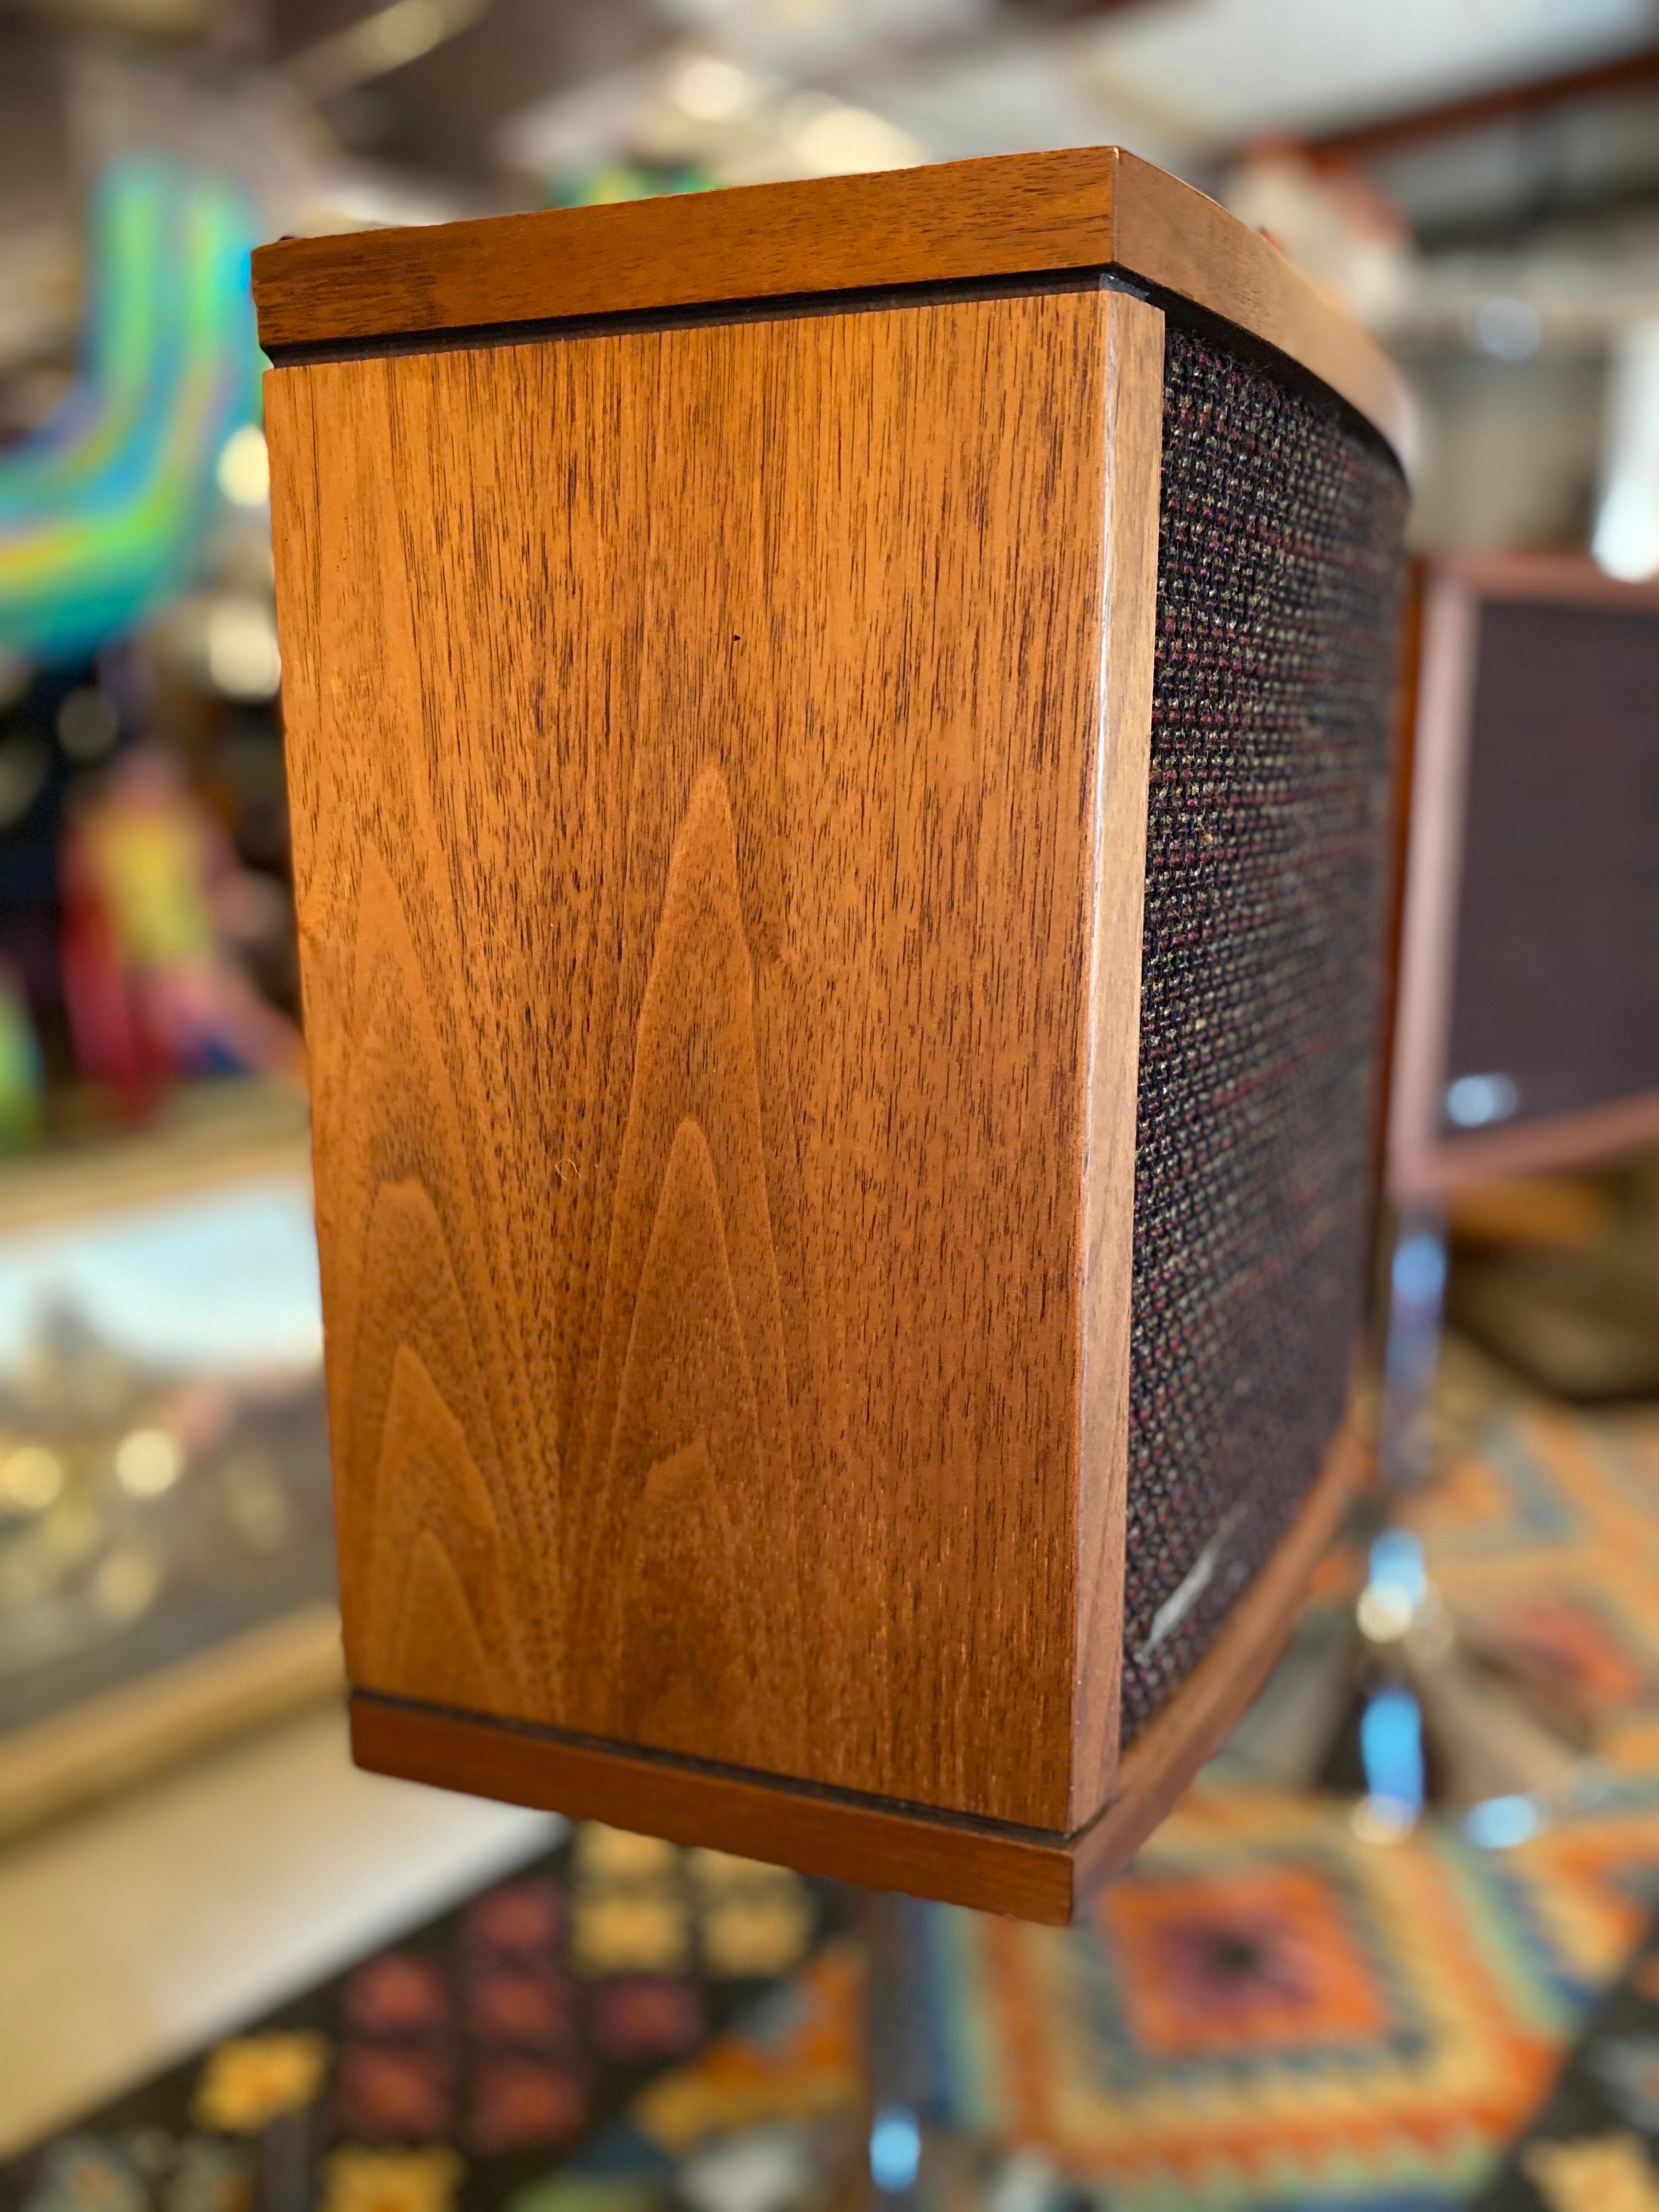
(1121, 324), (1407, 1742)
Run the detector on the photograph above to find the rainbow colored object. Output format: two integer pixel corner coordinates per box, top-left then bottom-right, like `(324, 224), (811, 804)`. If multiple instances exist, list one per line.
(0, 156), (262, 669)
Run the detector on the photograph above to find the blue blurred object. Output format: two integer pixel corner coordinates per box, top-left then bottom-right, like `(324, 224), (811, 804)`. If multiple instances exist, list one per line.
(1360, 1683), (1426, 1819)
(1464, 1793), (1542, 1849)
(871, 2107), (921, 2194)
(0, 156), (262, 669)
(1391, 1228), (1447, 1309)
(1368, 1528), (1428, 1611)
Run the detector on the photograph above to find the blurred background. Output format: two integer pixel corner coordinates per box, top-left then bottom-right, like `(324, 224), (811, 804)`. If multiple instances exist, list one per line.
(1, 2), (1658, 2209)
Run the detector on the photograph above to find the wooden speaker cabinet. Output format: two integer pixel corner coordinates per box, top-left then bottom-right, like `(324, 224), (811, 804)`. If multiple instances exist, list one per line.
(256, 149), (1410, 1922)
(1391, 555), (1659, 1200)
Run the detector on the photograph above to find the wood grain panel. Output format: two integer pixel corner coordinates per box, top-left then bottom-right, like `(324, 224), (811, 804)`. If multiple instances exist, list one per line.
(267, 287), (1155, 1834)
(252, 147), (1410, 465)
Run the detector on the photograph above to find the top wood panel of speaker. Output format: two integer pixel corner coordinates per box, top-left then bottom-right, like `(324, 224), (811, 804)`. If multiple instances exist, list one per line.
(251, 145), (1412, 465)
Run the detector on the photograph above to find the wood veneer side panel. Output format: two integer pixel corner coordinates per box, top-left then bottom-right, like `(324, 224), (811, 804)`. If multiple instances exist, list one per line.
(349, 1697), (1077, 1924)
(266, 361), (381, 1687)
(268, 350), (574, 1743)
(264, 370), (320, 927)
(1070, 294), (1163, 1825)
(1069, 1409), (1364, 1912)
(265, 295), (1116, 1833)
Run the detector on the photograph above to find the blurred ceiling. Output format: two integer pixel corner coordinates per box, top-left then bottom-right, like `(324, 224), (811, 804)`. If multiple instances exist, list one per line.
(288, 0), (1659, 187)
(2, 0), (1658, 563)
(2, 0), (1658, 279)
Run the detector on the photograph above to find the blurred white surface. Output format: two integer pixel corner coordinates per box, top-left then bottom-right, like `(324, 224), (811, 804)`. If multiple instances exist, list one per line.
(0, 1176), (321, 1375)
(0, 1702), (558, 2155)
(1077, 0), (1657, 150)
(1595, 317), (1659, 579)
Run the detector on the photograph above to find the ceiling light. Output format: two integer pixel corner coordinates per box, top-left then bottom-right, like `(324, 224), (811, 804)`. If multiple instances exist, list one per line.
(206, 600), (281, 701)
(672, 55), (758, 121)
(115, 1427), (184, 1499)
(783, 97), (924, 177)
(217, 426), (270, 509)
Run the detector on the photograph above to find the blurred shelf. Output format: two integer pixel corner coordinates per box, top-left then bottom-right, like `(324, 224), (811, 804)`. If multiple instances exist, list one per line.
(0, 1598), (342, 1846)
(0, 1076), (312, 1235)
(0, 1071), (329, 1841)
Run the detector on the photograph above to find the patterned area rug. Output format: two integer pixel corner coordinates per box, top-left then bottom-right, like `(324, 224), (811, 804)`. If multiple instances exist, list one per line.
(909, 1342), (1659, 2211)
(1472, 1911), (1659, 2210)
(0, 1827), (864, 2212)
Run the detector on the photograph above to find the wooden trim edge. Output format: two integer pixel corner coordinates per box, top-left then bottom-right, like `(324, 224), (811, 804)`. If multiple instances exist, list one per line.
(0, 1601), (343, 1844)
(349, 1695), (1080, 1923)
(1071, 290), (1163, 1822)
(1105, 154), (1413, 466)
(349, 1412), (1361, 1926)
(1068, 1409), (1364, 1914)
(1387, 571), (1479, 1182)
(1426, 550), (1659, 610)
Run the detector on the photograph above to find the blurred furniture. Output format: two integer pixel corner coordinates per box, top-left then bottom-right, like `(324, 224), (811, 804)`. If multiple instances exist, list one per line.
(1381, 556), (1659, 1419)
(1364, 556), (1659, 1829)
(0, 1077), (340, 1841)
(1442, 1154), (1659, 1404)
(256, 146), (1409, 1922)
(1390, 555), (1659, 1201)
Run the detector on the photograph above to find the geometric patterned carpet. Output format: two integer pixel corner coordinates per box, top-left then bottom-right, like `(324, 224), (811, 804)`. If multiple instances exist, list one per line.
(1476, 1909), (1659, 2211)
(910, 1344), (1659, 2210)
(917, 1784), (1659, 2209)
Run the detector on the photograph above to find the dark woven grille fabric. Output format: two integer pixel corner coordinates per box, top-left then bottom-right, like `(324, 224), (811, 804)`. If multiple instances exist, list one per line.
(1120, 323), (1407, 1742)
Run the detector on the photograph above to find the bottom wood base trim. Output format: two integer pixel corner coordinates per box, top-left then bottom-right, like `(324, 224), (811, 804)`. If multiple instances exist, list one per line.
(352, 1691), (1080, 1920)
(351, 1415), (1363, 1924)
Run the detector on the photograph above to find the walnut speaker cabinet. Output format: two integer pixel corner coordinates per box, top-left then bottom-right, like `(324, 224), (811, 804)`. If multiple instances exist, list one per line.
(256, 148), (1410, 1922)
(1391, 554), (1659, 1200)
